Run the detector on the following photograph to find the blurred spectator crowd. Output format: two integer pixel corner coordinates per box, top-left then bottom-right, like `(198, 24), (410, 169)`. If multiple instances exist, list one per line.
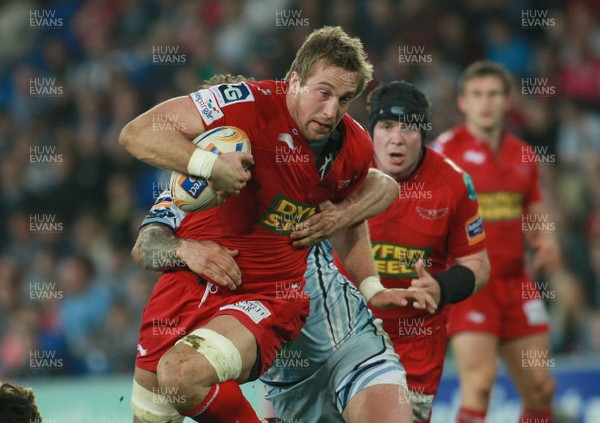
(0, 0), (599, 378)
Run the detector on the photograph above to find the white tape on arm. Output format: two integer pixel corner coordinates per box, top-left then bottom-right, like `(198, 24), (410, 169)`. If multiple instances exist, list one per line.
(359, 276), (385, 303)
(187, 148), (218, 179)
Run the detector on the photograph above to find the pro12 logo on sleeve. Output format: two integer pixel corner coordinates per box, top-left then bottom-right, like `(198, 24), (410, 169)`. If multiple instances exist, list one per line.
(190, 89), (224, 126)
(210, 83), (255, 107)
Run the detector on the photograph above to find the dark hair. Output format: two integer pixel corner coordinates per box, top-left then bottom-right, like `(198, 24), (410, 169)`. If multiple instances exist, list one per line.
(458, 60), (512, 95)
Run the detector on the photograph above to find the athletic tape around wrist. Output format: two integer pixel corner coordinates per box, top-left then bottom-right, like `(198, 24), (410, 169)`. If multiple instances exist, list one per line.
(359, 276), (385, 302)
(187, 148), (218, 179)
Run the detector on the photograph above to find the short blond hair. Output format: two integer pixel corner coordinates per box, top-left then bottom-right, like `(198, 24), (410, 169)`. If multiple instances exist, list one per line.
(285, 26), (373, 98)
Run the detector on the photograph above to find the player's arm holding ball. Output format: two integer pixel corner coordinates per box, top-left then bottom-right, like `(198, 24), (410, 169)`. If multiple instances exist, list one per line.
(119, 96), (253, 199)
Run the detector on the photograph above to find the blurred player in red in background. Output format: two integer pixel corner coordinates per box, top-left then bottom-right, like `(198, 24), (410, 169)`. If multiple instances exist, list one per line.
(120, 27), (432, 423)
(434, 61), (561, 423)
(341, 81), (490, 422)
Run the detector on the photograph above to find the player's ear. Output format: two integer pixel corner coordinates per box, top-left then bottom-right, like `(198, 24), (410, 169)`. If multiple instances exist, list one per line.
(289, 71), (300, 86)
(288, 72), (304, 96)
(504, 91), (514, 112)
(457, 94), (466, 113)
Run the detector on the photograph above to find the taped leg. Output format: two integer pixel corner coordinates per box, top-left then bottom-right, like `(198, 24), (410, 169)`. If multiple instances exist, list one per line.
(157, 316), (261, 421)
(131, 380), (184, 423)
(174, 327), (243, 382)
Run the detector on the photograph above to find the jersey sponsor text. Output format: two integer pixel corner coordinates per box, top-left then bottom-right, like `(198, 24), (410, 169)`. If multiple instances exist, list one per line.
(259, 195), (317, 235)
(477, 191), (523, 221)
(372, 242), (431, 277)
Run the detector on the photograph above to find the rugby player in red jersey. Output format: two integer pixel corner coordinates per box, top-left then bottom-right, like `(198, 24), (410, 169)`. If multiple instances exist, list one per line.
(342, 81), (490, 422)
(434, 61), (561, 423)
(119, 27), (434, 423)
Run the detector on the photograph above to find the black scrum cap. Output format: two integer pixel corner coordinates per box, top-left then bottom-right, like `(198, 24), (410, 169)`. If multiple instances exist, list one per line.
(368, 81), (430, 139)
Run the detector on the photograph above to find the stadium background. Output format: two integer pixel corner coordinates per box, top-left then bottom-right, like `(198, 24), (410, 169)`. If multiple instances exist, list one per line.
(1, 0), (599, 421)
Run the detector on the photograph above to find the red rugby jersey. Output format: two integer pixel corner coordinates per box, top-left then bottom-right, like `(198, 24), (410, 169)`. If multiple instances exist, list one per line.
(364, 146), (486, 341)
(176, 80), (373, 293)
(433, 125), (542, 280)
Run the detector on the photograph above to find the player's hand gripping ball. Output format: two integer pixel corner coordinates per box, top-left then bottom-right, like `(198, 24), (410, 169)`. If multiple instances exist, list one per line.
(170, 126), (251, 211)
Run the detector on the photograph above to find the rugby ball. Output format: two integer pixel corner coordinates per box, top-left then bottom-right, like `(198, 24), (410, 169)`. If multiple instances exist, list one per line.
(170, 126), (251, 212)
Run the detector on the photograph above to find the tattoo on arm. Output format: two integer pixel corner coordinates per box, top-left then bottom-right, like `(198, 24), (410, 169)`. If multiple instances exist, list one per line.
(137, 224), (186, 271)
